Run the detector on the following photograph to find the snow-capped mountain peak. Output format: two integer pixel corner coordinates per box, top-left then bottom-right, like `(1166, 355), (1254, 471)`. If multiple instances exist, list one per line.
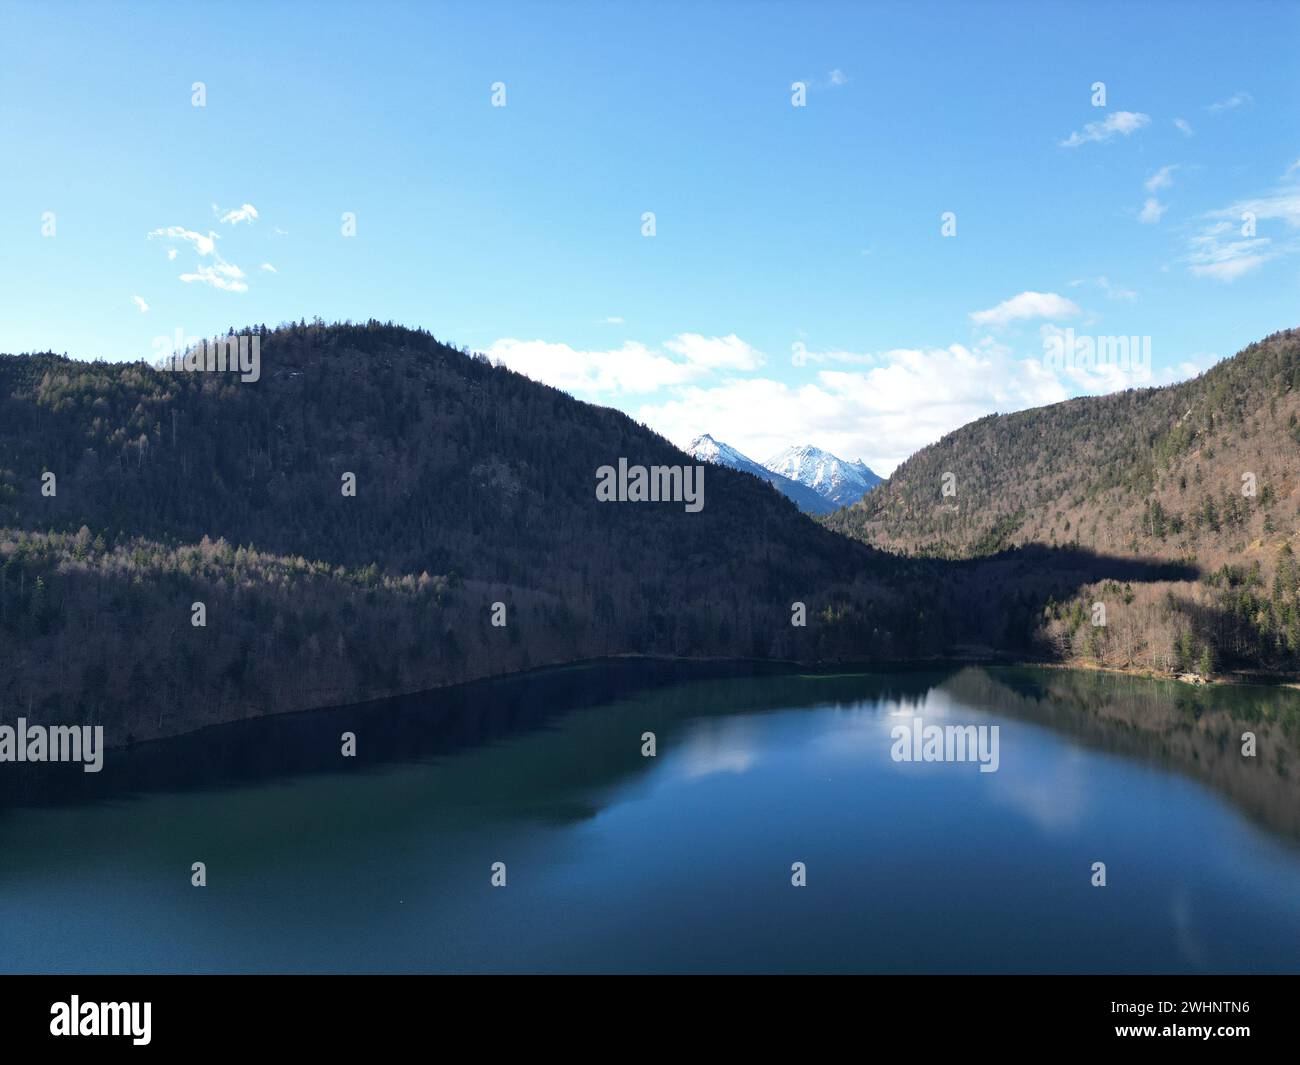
(687, 433), (752, 469)
(686, 434), (836, 515)
(761, 445), (882, 508)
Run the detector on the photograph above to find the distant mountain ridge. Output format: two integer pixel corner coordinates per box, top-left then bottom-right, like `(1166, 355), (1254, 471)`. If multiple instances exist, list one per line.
(763, 444), (883, 509)
(687, 435), (882, 514)
(686, 434), (834, 514)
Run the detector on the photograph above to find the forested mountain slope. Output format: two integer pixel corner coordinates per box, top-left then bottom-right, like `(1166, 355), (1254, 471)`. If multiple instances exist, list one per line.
(7, 321), (1296, 746)
(0, 321), (948, 743)
(824, 327), (1300, 675)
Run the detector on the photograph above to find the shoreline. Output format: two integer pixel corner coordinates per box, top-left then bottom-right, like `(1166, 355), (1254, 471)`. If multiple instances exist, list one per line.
(99, 649), (1300, 753)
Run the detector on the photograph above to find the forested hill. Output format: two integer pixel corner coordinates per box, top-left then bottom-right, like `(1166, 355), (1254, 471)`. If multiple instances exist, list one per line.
(822, 327), (1300, 676)
(823, 328), (1300, 563)
(0, 321), (946, 743)
(8, 321), (1297, 745)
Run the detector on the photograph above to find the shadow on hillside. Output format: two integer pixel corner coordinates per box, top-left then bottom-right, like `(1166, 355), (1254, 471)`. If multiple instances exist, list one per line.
(949, 542), (1199, 583)
(879, 543), (1202, 657)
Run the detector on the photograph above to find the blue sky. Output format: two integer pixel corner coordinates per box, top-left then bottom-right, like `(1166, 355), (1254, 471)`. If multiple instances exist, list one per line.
(2, 1), (1298, 473)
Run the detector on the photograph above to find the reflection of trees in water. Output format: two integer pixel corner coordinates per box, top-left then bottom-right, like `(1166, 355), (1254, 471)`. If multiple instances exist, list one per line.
(0, 659), (957, 810)
(7, 658), (1298, 845)
(941, 666), (1300, 840)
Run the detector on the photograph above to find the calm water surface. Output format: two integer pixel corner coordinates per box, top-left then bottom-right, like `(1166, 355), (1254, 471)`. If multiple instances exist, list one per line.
(2, 663), (1298, 973)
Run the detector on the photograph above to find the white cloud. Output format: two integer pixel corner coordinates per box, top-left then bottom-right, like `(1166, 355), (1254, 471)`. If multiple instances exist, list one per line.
(1038, 324), (1156, 393)
(1059, 111), (1150, 148)
(1159, 354), (1216, 383)
(1187, 242), (1271, 281)
(1174, 117), (1194, 137)
(636, 341), (1073, 476)
(490, 323), (1208, 478)
(970, 291), (1082, 328)
(149, 217), (253, 292)
(1225, 188), (1300, 228)
(179, 261), (248, 293)
(1072, 276), (1137, 301)
(1145, 165), (1178, 192)
(601, 316), (624, 324)
(1186, 185), (1300, 280)
(791, 343), (876, 367)
(827, 69), (849, 87)
(1095, 276), (1137, 301)
(259, 262), (277, 273)
(1138, 197), (1167, 224)
(662, 333), (763, 371)
(1208, 90), (1253, 114)
(1286, 159), (1300, 179)
(486, 332), (762, 396)
(148, 226), (217, 256)
(219, 203), (259, 225)
(131, 295), (149, 313)
(486, 336), (738, 395)
(1185, 219), (1271, 280)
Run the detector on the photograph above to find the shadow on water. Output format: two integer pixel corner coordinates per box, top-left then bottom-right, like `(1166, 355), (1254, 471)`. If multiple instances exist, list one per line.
(4, 655), (1300, 844)
(0, 658), (952, 809)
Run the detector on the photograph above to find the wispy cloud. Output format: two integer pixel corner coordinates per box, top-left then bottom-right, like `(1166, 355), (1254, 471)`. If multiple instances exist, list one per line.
(790, 343), (876, 367)
(131, 295), (149, 313)
(1174, 117), (1194, 137)
(259, 262), (277, 273)
(1059, 111), (1149, 148)
(150, 217), (252, 293)
(148, 226), (217, 256)
(1186, 239), (1271, 281)
(1145, 165), (1178, 192)
(970, 291), (1082, 327)
(1208, 90), (1253, 114)
(179, 261), (248, 293)
(800, 69), (850, 92)
(1071, 276), (1137, 302)
(1186, 184), (1300, 281)
(219, 203), (259, 225)
(1138, 197), (1167, 224)
(1097, 276), (1137, 301)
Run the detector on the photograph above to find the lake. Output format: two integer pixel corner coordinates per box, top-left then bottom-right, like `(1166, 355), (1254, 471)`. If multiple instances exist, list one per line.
(2, 662), (1298, 973)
